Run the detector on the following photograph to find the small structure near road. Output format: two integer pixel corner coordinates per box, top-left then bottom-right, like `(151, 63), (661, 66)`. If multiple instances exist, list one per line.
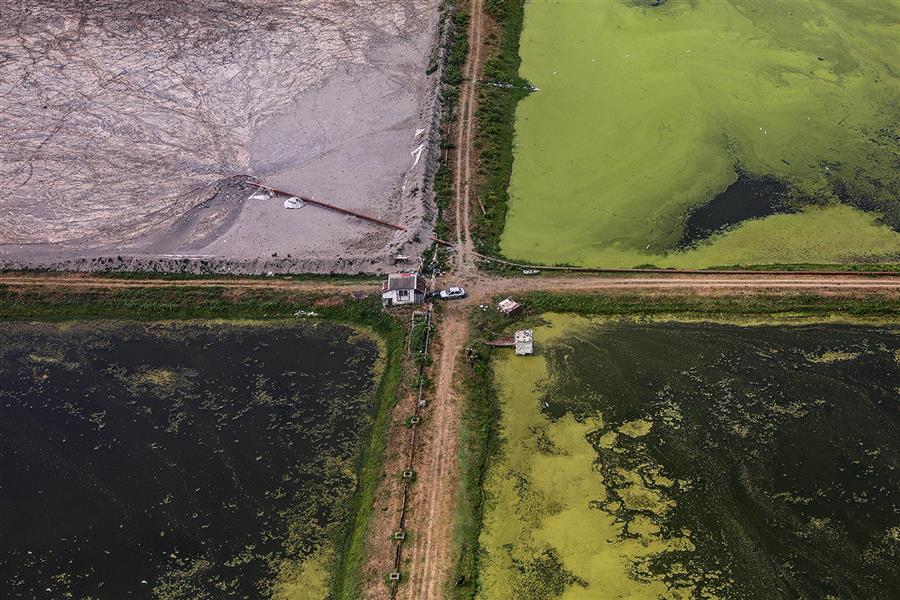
(382, 272), (427, 307)
(515, 330), (534, 355)
(498, 297), (523, 316)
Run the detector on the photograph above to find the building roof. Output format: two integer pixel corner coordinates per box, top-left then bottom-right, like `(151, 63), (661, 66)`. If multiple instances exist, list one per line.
(383, 272), (426, 293)
(498, 298), (522, 315)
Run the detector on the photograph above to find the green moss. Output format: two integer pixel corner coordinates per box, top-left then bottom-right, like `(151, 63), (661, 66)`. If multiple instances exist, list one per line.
(476, 315), (711, 599)
(499, 0), (900, 268)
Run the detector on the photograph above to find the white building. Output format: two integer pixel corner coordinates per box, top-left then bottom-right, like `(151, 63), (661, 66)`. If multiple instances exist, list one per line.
(382, 272), (427, 307)
(515, 330), (534, 356)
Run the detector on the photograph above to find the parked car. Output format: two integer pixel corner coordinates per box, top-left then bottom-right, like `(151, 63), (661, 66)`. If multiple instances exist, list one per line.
(439, 286), (466, 300)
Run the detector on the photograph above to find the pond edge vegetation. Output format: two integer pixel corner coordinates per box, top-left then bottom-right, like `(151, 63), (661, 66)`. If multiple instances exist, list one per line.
(0, 284), (406, 600)
(448, 291), (899, 600)
(470, 0), (528, 260)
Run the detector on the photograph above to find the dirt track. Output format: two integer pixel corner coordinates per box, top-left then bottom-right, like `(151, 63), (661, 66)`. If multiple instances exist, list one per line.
(451, 0), (483, 279)
(401, 312), (466, 600)
(0, 274), (375, 292)
(3, 273), (900, 294)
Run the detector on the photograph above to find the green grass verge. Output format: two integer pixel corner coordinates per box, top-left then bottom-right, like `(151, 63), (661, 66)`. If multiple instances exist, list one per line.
(448, 291), (899, 599)
(471, 0), (528, 257)
(0, 285), (404, 600)
(449, 344), (499, 600)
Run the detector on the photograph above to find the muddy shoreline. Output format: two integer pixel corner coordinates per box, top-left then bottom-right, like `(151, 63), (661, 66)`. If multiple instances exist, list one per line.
(1, 1), (450, 275)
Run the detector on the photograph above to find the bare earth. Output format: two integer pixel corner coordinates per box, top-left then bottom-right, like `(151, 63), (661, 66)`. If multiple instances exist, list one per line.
(0, 0), (443, 274)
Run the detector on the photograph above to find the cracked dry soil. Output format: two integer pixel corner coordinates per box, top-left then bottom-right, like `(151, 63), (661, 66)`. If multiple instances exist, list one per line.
(1, 0), (440, 273)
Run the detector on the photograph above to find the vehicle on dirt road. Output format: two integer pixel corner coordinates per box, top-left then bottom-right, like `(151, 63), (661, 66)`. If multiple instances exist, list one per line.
(439, 287), (466, 300)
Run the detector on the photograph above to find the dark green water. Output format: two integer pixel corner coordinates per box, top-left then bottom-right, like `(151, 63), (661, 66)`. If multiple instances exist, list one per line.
(542, 322), (899, 599)
(0, 321), (380, 599)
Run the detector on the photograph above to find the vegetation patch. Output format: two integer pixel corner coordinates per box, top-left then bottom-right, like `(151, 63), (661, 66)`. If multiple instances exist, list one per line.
(471, 0), (529, 257)
(428, 1), (470, 250)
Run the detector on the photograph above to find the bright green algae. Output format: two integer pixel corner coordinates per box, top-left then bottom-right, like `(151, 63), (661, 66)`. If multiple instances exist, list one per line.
(477, 315), (717, 600)
(500, 1), (900, 267)
(476, 314), (900, 599)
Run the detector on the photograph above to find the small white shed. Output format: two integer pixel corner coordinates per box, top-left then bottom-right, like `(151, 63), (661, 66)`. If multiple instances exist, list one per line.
(515, 330), (534, 356)
(382, 272), (427, 307)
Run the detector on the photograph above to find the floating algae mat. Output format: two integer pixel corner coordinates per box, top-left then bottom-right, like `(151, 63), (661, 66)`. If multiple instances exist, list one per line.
(500, 0), (900, 267)
(0, 321), (382, 599)
(477, 314), (900, 599)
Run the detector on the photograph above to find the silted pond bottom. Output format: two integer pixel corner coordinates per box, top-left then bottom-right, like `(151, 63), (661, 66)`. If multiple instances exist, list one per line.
(477, 315), (899, 600)
(0, 321), (382, 599)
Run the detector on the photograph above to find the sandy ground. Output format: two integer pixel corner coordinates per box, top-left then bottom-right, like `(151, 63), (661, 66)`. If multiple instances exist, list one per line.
(0, 0), (444, 274)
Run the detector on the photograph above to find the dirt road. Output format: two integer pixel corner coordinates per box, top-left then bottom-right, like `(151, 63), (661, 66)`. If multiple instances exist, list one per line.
(451, 0), (484, 278)
(2, 272), (899, 295)
(400, 310), (467, 600)
(390, 2), (485, 593)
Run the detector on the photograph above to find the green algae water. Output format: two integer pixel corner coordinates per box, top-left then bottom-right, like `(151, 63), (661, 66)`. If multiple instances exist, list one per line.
(477, 314), (899, 599)
(0, 321), (382, 600)
(500, 1), (900, 268)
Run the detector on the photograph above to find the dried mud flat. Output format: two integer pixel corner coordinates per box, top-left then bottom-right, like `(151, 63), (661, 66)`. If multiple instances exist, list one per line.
(0, 0), (443, 274)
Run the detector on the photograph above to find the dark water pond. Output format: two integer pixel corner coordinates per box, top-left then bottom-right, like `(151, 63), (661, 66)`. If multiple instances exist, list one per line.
(543, 322), (899, 599)
(0, 321), (380, 599)
(679, 174), (793, 248)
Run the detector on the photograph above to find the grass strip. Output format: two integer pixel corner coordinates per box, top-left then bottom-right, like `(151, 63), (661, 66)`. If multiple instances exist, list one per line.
(471, 0), (527, 258)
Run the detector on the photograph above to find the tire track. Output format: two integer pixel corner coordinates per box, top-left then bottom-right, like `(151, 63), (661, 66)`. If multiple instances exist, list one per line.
(405, 313), (464, 600)
(453, 0), (484, 276)
(403, 0), (485, 597)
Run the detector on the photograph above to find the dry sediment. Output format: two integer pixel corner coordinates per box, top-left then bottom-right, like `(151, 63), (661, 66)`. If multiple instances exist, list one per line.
(1, 0), (444, 274)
